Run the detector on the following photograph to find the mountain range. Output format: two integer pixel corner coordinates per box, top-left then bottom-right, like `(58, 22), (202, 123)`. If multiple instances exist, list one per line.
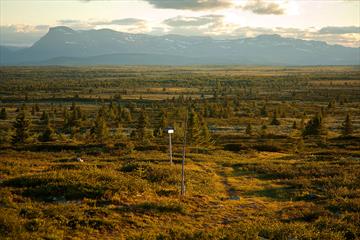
(1, 26), (359, 66)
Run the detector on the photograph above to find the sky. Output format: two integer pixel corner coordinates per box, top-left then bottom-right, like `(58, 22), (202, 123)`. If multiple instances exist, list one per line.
(0, 0), (359, 47)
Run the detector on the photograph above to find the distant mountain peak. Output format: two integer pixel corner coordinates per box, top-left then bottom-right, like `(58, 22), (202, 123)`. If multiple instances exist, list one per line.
(48, 26), (76, 34)
(255, 34), (282, 40)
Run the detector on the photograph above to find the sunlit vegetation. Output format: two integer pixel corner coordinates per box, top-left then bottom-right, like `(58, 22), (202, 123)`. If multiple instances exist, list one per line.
(0, 66), (359, 239)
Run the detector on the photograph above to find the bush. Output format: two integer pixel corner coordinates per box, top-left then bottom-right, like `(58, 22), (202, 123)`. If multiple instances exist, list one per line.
(223, 143), (249, 152)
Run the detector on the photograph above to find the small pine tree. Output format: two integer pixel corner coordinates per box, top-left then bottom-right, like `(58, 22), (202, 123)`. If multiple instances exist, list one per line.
(39, 124), (55, 142)
(270, 111), (280, 125)
(90, 114), (109, 143)
(12, 111), (31, 144)
(246, 123), (252, 135)
(261, 124), (267, 136)
(0, 127), (11, 145)
(342, 113), (353, 136)
(302, 114), (326, 136)
(199, 116), (212, 146)
(260, 105), (267, 117)
(159, 111), (168, 129)
(299, 117), (305, 131)
(40, 110), (49, 125)
(122, 108), (132, 122)
(295, 137), (304, 153)
(136, 108), (150, 142)
(31, 106), (36, 116)
(0, 108), (7, 120)
(35, 104), (40, 112)
(187, 109), (202, 145)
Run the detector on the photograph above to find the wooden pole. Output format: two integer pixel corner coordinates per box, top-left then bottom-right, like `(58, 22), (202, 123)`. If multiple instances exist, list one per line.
(169, 132), (173, 165)
(181, 107), (189, 196)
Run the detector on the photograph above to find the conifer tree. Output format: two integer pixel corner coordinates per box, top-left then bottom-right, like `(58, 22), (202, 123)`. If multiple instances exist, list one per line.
(154, 110), (168, 137)
(40, 110), (49, 125)
(246, 123), (252, 135)
(299, 116), (305, 130)
(12, 111), (31, 144)
(160, 110), (168, 129)
(187, 109), (202, 145)
(260, 105), (267, 117)
(270, 111), (280, 125)
(261, 124), (267, 136)
(303, 114), (326, 136)
(122, 108), (132, 122)
(136, 108), (150, 142)
(90, 114), (109, 143)
(0, 108), (7, 120)
(35, 104), (40, 112)
(342, 113), (353, 136)
(199, 116), (212, 146)
(31, 106), (36, 116)
(39, 123), (55, 142)
(0, 127), (11, 145)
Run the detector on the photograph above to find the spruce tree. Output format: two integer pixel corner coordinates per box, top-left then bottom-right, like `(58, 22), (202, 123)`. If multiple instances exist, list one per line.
(136, 108), (150, 142)
(199, 117), (212, 146)
(260, 105), (267, 117)
(261, 124), (267, 136)
(0, 108), (7, 120)
(303, 114), (326, 136)
(0, 127), (11, 145)
(160, 111), (168, 129)
(187, 109), (202, 145)
(39, 124), (55, 142)
(246, 123), (252, 135)
(342, 113), (353, 136)
(90, 114), (109, 143)
(299, 117), (305, 131)
(270, 111), (280, 125)
(35, 104), (40, 112)
(155, 110), (168, 137)
(12, 111), (31, 144)
(122, 108), (132, 122)
(40, 110), (49, 125)
(31, 106), (36, 116)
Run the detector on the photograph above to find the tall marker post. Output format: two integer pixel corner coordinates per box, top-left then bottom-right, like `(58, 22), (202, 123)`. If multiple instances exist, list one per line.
(166, 127), (174, 165)
(181, 107), (189, 196)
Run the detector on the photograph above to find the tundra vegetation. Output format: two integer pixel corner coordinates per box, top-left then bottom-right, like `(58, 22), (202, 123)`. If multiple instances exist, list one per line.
(0, 66), (359, 239)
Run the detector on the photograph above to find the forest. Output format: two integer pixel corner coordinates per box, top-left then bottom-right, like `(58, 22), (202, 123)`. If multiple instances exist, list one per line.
(0, 65), (359, 239)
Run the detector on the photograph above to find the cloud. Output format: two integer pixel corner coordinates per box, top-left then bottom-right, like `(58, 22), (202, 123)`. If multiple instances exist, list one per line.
(143, 0), (233, 11)
(57, 19), (92, 29)
(110, 18), (146, 26)
(0, 25), (49, 46)
(93, 18), (149, 33)
(164, 15), (223, 27)
(232, 26), (359, 47)
(242, 0), (284, 15)
(57, 19), (82, 25)
(56, 18), (149, 33)
(318, 26), (360, 34)
(163, 14), (238, 36)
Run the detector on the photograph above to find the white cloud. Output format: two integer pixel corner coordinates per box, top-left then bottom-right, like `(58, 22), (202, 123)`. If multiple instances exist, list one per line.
(242, 0), (285, 15)
(143, 0), (234, 11)
(0, 24), (49, 46)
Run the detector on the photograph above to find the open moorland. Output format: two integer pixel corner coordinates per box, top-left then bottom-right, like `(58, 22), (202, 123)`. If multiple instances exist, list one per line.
(0, 66), (360, 239)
